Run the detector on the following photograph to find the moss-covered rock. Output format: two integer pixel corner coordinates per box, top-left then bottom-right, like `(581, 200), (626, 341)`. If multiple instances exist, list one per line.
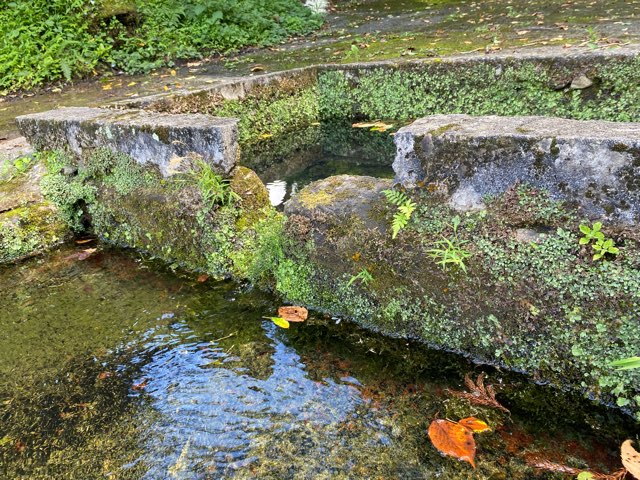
(0, 154), (70, 263)
(37, 148), (272, 278)
(279, 175), (640, 419)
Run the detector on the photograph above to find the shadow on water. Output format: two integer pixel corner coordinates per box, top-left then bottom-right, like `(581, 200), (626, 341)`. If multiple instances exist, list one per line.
(0, 245), (638, 479)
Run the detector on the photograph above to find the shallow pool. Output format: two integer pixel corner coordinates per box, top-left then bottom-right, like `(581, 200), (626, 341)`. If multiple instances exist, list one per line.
(0, 245), (636, 479)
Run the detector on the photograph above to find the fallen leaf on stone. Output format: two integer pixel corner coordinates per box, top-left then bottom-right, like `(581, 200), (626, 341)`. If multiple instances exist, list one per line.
(264, 316), (290, 329)
(170, 69), (177, 76)
(75, 238), (95, 245)
(622, 440), (640, 479)
(251, 65), (265, 72)
(197, 274), (209, 283)
(428, 419), (476, 468)
(278, 306), (308, 322)
(458, 417), (491, 433)
(102, 84), (112, 90)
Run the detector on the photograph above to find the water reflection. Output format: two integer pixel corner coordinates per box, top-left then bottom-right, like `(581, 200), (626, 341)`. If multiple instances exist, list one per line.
(138, 322), (361, 478)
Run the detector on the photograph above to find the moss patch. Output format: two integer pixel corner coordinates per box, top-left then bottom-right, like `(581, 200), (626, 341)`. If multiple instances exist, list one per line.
(318, 55), (640, 122)
(38, 148), (273, 278)
(0, 202), (68, 263)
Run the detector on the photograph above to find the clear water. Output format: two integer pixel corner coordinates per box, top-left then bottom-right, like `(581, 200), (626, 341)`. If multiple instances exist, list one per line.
(0, 245), (637, 479)
(248, 123), (396, 207)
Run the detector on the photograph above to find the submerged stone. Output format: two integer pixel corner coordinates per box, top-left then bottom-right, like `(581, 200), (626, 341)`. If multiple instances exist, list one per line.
(393, 114), (640, 223)
(16, 107), (239, 176)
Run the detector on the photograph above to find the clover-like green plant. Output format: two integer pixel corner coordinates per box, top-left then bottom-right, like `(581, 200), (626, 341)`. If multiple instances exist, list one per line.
(382, 189), (417, 239)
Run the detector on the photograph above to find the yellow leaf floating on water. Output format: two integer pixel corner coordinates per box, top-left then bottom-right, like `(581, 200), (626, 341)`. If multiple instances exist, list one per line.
(263, 317), (289, 329)
(458, 417), (491, 433)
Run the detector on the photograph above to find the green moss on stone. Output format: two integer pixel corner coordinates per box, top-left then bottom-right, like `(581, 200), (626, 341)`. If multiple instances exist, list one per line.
(269, 180), (640, 419)
(0, 202), (68, 263)
(318, 55), (640, 122)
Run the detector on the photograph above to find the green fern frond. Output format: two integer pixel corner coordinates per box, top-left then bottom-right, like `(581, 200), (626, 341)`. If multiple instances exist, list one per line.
(391, 212), (409, 239)
(398, 200), (416, 217)
(382, 189), (409, 206)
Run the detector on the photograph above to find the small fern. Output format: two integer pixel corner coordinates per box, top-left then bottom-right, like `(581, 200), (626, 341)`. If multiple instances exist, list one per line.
(383, 189), (410, 206)
(383, 189), (416, 239)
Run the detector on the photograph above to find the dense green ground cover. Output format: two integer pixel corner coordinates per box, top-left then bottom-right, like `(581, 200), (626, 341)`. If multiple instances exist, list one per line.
(0, 0), (322, 93)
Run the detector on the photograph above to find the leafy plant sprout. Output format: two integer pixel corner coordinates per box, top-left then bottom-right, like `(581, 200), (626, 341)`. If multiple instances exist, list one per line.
(610, 357), (640, 370)
(382, 189), (417, 239)
(579, 222), (619, 261)
(428, 216), (471, 273)
(192, 159), (239, 209)
(347, 268), (374, 287)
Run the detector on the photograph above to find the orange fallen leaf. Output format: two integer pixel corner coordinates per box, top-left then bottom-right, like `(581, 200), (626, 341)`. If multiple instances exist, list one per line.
(622, 440), (640, 479)
(428, 419), (476, 468)
(278, 306), (308, 323)
(197, 274), (209, 283)
(97, 371), (113, 380)
(458, 417), (491, 433)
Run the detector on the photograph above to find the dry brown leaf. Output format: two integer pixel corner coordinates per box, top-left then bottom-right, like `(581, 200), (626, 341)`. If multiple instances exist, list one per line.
(622, 440), (640, 479)
(528, 457), (627, 480)
(528, 459), (582, 475)
(278, 306), (308, 323)
(458, 417), (491, 433)
(428, 419), (476, 468)
(448, 373), (510, 413)
(197, 274), (209, 283)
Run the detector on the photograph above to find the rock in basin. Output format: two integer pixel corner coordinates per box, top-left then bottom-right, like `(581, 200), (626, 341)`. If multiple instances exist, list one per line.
(393, 114), (640, 223)
(16, 107), (239, 176)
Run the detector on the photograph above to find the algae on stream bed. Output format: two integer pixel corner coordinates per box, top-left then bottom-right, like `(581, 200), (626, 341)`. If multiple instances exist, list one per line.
(0, 244), (637, 479)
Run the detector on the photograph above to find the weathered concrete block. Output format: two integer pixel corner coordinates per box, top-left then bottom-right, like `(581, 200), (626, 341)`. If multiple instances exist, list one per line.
(16, 107), (239, 176)
(393, 114), (640, 222)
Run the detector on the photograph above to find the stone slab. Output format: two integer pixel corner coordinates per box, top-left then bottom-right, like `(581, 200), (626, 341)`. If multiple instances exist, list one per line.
(393, 114), (640, 223)
(16, 107), (239, 176)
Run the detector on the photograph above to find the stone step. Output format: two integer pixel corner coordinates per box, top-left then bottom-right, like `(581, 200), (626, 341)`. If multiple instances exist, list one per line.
(393, 114), (640, 223)
(16, 107), (239, 177)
